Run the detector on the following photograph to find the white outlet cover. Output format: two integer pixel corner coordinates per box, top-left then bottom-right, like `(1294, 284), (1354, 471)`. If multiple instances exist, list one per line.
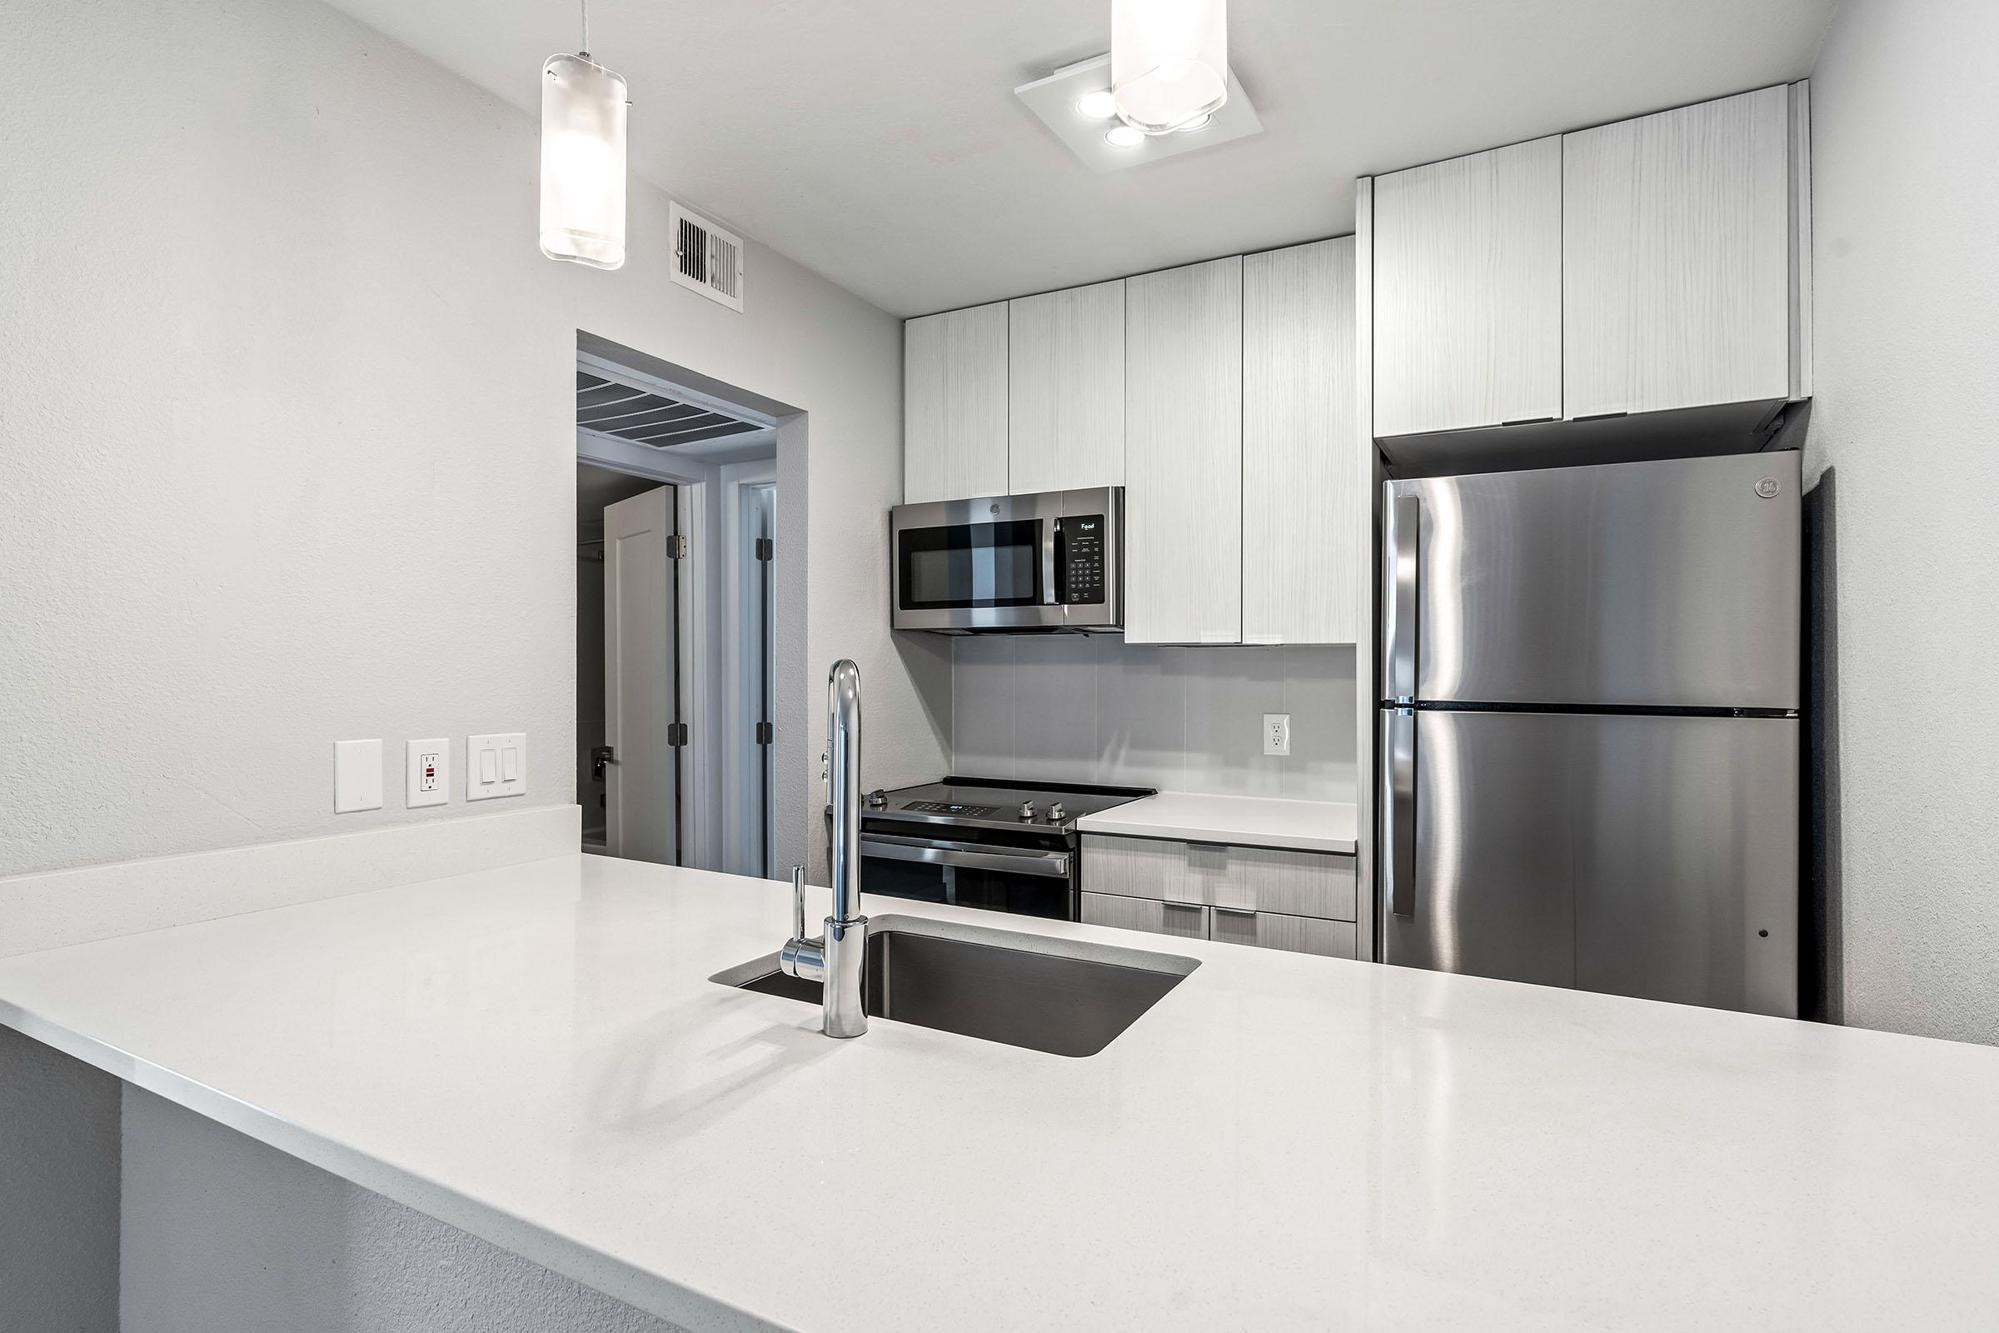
(1262, 713), (1292, 758)
(467, 732), (527, 801)
(333, 739), (384, 813)
(406, 738), (448, 809)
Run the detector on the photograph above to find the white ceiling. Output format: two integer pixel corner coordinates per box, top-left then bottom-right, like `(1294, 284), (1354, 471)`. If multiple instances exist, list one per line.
(325, 0), (1837, 317)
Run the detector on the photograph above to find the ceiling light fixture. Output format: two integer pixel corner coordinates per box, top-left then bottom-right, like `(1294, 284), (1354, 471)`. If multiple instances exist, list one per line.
(1075, 89), (1120, 121)
(1104, 124), (1146, 149)
(539, 0), (628, 270)
(1111, 0), (1229, 135)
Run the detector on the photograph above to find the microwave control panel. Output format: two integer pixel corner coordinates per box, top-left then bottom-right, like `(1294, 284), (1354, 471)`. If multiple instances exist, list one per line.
(1057, 515), (1106, 605)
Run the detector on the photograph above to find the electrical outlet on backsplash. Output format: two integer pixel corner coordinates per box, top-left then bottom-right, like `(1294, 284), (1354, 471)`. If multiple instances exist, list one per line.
(948, 636), (1359, 801)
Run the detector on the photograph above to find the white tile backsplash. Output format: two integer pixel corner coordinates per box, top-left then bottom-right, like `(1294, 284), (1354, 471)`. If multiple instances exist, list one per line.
(951, 637), (1357, 801)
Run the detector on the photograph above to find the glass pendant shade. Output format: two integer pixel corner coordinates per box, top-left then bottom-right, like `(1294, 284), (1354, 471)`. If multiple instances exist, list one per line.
(539, 53), (627, 270)
(1111, 0), (1228, 135)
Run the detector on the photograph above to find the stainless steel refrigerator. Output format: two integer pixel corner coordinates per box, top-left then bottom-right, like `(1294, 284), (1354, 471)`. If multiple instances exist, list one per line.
(1378, 451), (1800, 1017)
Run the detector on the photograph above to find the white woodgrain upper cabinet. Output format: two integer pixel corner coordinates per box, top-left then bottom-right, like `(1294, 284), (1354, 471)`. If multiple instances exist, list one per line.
(902, 301), (1008, 503)
(1007, 280), (1125, 494)
(1242, 238), (1358, 645)
(1372, 136), (1562, 437)
(1563, 86), (1794, 419)
(1124, 256), (1243, 645)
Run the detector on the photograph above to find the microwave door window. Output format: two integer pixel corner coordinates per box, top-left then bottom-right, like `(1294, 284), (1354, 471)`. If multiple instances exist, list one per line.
(900, 521), (1042, 609)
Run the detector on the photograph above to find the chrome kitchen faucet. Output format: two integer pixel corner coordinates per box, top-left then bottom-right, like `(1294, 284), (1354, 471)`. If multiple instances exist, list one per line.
(780, 659), (868, 1038)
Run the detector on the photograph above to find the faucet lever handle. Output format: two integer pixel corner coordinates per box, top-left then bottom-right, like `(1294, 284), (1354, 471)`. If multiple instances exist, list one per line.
(790, 864), (807, 943)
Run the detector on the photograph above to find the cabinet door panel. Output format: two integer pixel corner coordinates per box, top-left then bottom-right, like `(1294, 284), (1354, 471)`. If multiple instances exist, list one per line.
(1125, 257), (1243, 644)
(1081, 892), (1209, 941)
(1210, 908), (1354, 958)
(902, 302), (1008, 503)
(1563, 86), (1791, 418)
(1084, 834), (1358, 921)
(1008, 281), (1125, 494)
(1373, 137), (1562, 436)
(1243, 238), (1358, 644)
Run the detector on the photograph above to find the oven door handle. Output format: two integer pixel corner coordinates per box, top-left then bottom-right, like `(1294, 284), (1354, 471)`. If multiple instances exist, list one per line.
(860, 835), (1072, 879)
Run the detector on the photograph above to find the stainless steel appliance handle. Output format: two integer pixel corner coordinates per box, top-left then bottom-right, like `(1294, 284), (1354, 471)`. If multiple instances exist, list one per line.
(860, 836), (1072, 879)
(1041, 517), (1060, 607)
(1384, 707), (1417, 917)
(1387, 493), (1420, 701)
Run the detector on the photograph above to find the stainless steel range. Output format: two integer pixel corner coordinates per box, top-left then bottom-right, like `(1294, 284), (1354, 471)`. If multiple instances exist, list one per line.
(853, 777), (1155, 921)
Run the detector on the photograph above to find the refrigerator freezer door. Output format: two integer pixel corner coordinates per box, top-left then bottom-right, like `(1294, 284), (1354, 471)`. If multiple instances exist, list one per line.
(1382, 708), (1798, 1016)
(1573, 715), (1798, 1017)
(1381, 452), (1801, 710)
(1382, 708), (1577, 988)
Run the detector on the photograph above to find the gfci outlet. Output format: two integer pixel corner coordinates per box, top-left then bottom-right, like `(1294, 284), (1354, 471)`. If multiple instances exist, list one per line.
(407, 738), (449, 809)
(1263, 713), (1292, 757)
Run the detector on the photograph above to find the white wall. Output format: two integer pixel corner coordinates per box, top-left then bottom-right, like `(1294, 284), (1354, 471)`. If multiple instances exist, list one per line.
(0, 0), (947, 885)
(1807, 0), (1999, 1045)
(953, 640), (1358, 801)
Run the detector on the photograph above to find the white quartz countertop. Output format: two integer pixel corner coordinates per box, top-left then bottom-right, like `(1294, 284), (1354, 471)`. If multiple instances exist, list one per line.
(1077, 791), (1357, 851)
(2, 854), (1996, 1331)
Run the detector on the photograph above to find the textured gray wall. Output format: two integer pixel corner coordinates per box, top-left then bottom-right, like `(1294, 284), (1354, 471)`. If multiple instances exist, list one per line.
(120, 1088), (690, 1333)
(0, 1027), (120, 1333)
(1807, 0), (1999, 1044)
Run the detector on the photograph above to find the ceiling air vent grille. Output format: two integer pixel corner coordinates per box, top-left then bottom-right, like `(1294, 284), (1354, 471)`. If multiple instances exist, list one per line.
(669, 202), (745, 312)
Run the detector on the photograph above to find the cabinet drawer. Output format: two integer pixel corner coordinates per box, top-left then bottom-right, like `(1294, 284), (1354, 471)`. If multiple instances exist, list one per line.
(1083, 834), (1356, 922)
(1209, 907), (1356, 959)
(1080, 892), (1209, 941)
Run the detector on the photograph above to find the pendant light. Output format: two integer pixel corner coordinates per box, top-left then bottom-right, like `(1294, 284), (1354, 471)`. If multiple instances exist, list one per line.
(1111, 0), (1229, 135)
(539, 0), (627, 270)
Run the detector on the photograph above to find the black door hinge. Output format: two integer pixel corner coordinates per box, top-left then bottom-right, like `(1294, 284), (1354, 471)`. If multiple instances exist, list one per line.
(667, 721), (690, 747)
(754, 720), (773, 745)
(754, 537), (773, 562)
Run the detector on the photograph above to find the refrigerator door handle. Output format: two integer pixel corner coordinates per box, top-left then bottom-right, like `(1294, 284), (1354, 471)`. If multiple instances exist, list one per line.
(1387, 494), (1420, 701)
(1384, 706), (1418, 917)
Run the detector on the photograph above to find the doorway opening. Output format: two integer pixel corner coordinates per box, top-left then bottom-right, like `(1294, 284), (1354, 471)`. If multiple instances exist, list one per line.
(575, 346), (780, 872)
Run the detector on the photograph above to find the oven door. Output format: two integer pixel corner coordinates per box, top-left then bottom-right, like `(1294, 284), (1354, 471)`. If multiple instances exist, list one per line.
(860, 833), (1076, 920)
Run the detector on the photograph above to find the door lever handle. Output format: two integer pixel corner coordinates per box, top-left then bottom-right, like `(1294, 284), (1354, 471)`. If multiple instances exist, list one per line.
(590, 745), (615, 782)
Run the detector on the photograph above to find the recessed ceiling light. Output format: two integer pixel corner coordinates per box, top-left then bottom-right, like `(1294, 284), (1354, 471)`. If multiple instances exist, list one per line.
(1104, 124), (1146, 149)
(1075, 89), (1119, 121)
(1014, 53), (1261, 175)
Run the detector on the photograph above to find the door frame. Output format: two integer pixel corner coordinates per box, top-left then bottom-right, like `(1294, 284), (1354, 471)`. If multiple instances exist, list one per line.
(720, 463), (777, 877)
(576, 350), (782, 875)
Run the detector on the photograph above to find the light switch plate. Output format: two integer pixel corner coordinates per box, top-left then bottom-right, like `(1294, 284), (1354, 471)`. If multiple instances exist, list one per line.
(406, 738), (448, 809)
(333, 739), (384, 813)
(467, 732), (527, 801)
(1262, 713), (1292, 757)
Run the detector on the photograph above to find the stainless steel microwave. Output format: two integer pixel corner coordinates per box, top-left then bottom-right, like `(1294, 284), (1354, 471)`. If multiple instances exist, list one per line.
(890, 487), (1122, 633)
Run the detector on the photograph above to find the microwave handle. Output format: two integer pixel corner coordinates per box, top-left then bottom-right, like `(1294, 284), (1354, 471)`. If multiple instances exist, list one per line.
(1043, 517), (1061, 606)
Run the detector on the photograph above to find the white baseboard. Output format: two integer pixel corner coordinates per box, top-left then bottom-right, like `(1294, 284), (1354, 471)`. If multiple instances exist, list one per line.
(0, 806), (581, 959)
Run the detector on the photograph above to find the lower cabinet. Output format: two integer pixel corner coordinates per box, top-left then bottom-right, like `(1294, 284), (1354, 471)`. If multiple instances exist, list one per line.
(1080, 834), (1359, 959)
(1079, 893), (1210, 941)
(1208, 905), (1356, 958)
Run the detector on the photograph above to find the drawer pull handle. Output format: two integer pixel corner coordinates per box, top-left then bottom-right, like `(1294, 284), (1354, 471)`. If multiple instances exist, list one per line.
(1212, 904), (1257, 917)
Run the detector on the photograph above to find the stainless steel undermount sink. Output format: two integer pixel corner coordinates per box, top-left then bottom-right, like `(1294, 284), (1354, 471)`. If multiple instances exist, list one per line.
(710, 914), (1198, 1057)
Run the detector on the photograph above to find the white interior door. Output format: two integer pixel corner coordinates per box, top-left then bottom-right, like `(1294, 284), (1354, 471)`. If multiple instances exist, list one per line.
(604, 486), (679, 864)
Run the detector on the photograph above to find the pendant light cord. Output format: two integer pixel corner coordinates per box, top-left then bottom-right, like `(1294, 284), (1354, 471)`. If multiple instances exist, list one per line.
(579, 0), (590, 58)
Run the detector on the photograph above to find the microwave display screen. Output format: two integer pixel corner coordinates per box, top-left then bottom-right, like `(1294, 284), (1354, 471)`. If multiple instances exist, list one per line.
(898, 520), (1042, 609)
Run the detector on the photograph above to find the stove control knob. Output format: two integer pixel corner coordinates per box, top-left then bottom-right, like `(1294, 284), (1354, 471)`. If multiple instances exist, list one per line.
(1019, 800), (1037, 821)
(866, 789), (887, 808)
(1048, 801), (1067, 823)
